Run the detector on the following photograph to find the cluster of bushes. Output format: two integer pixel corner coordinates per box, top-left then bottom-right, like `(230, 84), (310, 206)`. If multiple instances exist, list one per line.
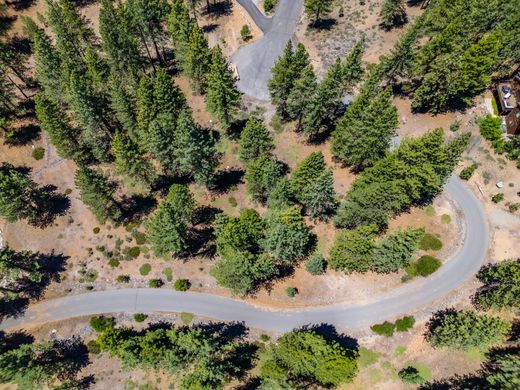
(371, 315), (416, 337)
(460, 163), (478, 180)
(478, 115), (520, 169)
(405, 255), (442, 279)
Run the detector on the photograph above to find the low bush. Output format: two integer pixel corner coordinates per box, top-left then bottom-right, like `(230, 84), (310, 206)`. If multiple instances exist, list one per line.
(260, 334), (270, 342)
(416, 255), (442, 276)
(509, 203), (520, 213)
(460, 163), (478, 180)
(228, 196), (238, 207)
(148, 278), (164, 288)
(162, 267), (173, 282)
(305, 253), (326, 275)
(127, 246), (141, 258)
(108, 258), (120, 268)
(134, 313), (148, 322)
(491, 193), (504, 203)
(395, 316), (415, 332)
(116, 274), (130, 283)
(477, 115), (503, 141)
(133, 231), (147, 245)
(264, 0), (277, 13)
(92, 227), (100, 234)
(90, 316), (114, 332)
(371, 321), (395, 337)
(419, 233), (442, 251)
(286, 287), (298, 297)
(240, 25), (251, 41)
(174, 278), (191, 291)
(441, 214), (451, 224)
(139, 263), (151, 276)
(449, 119), (461, 132)
(180, 312), (194, 324)
(87, 340), (101, 355)
(398, 366), (425, 384)
(32, 147), (45, 160)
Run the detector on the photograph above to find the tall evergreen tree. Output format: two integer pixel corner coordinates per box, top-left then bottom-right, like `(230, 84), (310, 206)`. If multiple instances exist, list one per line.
(112, 130), (155, 184)
(75, 166), (122, 224)
(286, 65), (317, 129)
(379, 0), (408, 30)
(205, 46), (241, 130)
(185, 24), (211, 93)
(146, 184), (195, 257)
(238, 117), (275, 163)
(109, 80), (139, 141)
(300, 168), (336, 220)
(34, 93), (88, 163)
(291, 151), (326, 202)
(304, 0), (334, 25)
(332, 88), (398, 169)
(245, 153), (285, 203)
(167, 0), (195, 71)
(0, 246), (42, 302)
(145, 113), (179, 173)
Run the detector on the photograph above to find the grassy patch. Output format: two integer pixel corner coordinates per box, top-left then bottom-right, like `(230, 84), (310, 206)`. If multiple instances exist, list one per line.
(368, 368), (384, 384)
(465, 348), (484, 361)
(180, 312), (194, 324)
(394, 345), (406, 356)
(162, 267), (173, 282)
(419, 233), (443, 251)
(139, 263), (151, 276)
(441, 214), (451, 224)
(358, 347), (382, 368)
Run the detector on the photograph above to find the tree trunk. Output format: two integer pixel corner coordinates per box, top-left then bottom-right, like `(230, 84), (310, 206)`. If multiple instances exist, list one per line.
(4, 72), (29, 99)
(137, 26), (156, 73)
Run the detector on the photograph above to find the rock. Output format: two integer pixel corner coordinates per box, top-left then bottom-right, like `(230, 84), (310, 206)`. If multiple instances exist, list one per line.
(496, 181), (504, 188)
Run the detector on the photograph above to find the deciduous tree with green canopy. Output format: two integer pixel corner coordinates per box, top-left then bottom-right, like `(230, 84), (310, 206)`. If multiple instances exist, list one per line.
(238, 117), (274, 163)
(260, 329), (358, 388)
(146, 184), (195, 257)
(75, 166), (122, 224)
(205, 45), (241, 130)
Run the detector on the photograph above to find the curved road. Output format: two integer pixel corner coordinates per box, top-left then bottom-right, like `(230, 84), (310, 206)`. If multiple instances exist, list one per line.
(0, 1), (489, 332)
(1, 177), (489, 332)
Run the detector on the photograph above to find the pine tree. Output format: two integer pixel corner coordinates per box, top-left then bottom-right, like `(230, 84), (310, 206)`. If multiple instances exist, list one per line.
(34, 93), (89, 163)
(99, 0), (142, 87)
(167, 0), (195, 71)
(0, 246), (42, 301)
(329, 224), (378, 273)
(379, 27), (417, 82)
(152, 68), (186, 118)
(22, 17), (64, 104)
(342, 38), (365, 88)
(245, 153), (285, 203)
(300, 168), (336, 219)
(238, 117), (274, 163)
(332, 88), (398, 169)
(304, 0), (334, 25)
(146, 184), (195, 257)
(112, 130), (155, 184)
(136, 74), (156, 135)
(75, 166), (122, 224)
(267, 178), (294, 210)
(379, 0), (408, 30)
(185, 24), (211, 93)
(109, 81), (139, 141)
(261, 206), (311, 264)
(145, 113), (179, 173)
(176, 109), (220, 187)
(291, 151), (326, 201)
(84, 45), (110, 93)
(286, 65), (317, 128)
(0, 164), (51, 225)
(205, 46), (241, 130)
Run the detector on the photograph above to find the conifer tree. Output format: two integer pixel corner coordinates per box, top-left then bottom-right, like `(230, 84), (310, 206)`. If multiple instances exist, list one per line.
(109, 81), (139, 141)
(152, 68), (186, 118)
(75, 166), (122, 224)
(34, 93), (88, 163)
(342, 38), (365, 88)
(205, 46), (241, 130)
(267, 178), (294, 210)
(112, 130), (155, 184)
(245, 153), (285, 203)
(146, 184), (195, 257)
(332, 88), (398, 169)
(84, 45), (109, 94)
(300, 168), (336, 220)
(0, 246), (43, 303)
(304, 0), (334, 25)
(238, 117), (274, 163)
(379, 0), (408, 30)
(167, 0), (195, 71)
(291, 151), (326, 202)
(145, 113), (179, 173)
(176, 109), (220, 187)
(286, 65), (317, 128)
(22, 17), (63, 104)
(380, 28), (417, 82)
(185, 24), (211, 93)
(136, 75), (156, 135)
(261, 206), (311, 264)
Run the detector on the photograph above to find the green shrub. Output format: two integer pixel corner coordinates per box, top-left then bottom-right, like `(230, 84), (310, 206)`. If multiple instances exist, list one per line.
(134, 313), (148, 322)
(264, 0), (277, 13)
(133, 231), (147, 245)
(139, 263), (151, 276)
(477, 115), (503, 141)
(371, 321), (395, 337)
(93, 227), (100, 234)
(228, 196), (238, 207)
(89, 316), (114, 332)
(64, 188), (72, 195)
(509, 203), (520, 213)
(286, 287), (298, 297)
(174, 278), (191, 291)
(79, 270), (98, 283)
(449, 119), (461, 132)
(108, 258), (120, 268)
(162, 267), (173, 282)
(87, 340), (101, 355)
(491, 193), (504, 203)
(398, 366), (425, 384)
(148, 278), (163, 288)
(416, 255), (442, 276)
(32, 147), (45, 160)
(260, 334), (270, 342)
(491, 96), (499, 116)
(127, 246), (140, 258)
(405, 262), (418, 277)
(116, 274), (130, 283)
(395, 316), (416, 332)
(460, 163), (478, 180)
(419, 233), (442, 251)
(240, 24), (252, 41)
(305, 253), (326, 275)
(441, 214), (451, 224)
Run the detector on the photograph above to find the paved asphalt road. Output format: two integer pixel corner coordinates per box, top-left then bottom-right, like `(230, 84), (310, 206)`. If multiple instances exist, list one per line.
(1, 177), (489, 332)
(0, 1), (490, 332)
(232, 0), (305, 101)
